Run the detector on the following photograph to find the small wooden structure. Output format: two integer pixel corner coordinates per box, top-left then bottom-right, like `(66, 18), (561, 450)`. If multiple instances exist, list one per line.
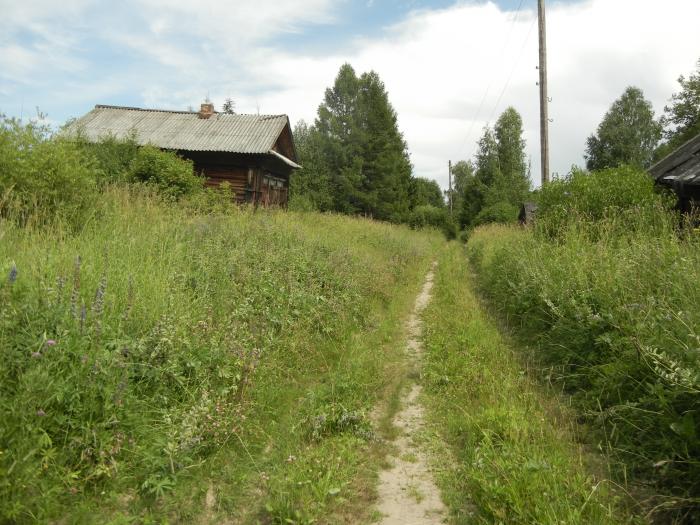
(649, 134), (700, 213)
(67, 103), (301, 206)
(519, 201), (538, 225)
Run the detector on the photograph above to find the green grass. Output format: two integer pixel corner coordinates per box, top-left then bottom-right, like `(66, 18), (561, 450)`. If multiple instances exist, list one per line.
(421, 243), (637, 524)
(0, 186), (442, 523)
(466, 220), (700, 521)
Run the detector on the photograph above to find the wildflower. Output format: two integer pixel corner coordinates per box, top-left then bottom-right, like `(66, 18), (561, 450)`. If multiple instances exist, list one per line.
(80, 303), (87, 333)
(45, 339), (56, 347)
(8, 264), (17, 284)
(31, 352), (42, 359)
(36, 409), (46, 417)
(70, 256), (81, 318)
(92, 275), (107, 316)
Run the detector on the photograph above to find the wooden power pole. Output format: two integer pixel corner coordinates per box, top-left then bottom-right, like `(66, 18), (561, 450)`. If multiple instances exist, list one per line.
(448, 160), (453, 216)
(538, 0), (550, 185)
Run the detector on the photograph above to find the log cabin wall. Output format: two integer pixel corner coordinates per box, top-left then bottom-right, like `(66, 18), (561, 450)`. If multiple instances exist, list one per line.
(179, 150), (292, 206)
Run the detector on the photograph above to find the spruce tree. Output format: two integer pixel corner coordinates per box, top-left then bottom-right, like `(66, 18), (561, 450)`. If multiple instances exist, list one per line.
(356, 71), (412, 221)
(315, 64), (364, 213)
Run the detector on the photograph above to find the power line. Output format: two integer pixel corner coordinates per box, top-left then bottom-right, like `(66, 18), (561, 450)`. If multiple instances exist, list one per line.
(456, 0), (525, 160)
(486, 15), (537, 126)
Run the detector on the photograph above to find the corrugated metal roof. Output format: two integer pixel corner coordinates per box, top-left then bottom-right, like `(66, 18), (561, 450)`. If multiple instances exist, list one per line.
(66, 105), (291, 155)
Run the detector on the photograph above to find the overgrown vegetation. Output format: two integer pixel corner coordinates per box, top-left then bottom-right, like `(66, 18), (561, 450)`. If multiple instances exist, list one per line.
(422, 244), (634, 524)
(0, 115), (444, 522)
(467, 165), (700, 521)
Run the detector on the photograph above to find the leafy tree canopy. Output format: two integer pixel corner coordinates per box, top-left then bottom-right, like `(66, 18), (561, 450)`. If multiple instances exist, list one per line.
(411, 177), (444, 209)
(656, 58), (700, 159)
(585, 86), (661, 171)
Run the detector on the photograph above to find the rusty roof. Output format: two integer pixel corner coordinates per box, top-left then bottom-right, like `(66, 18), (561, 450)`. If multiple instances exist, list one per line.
(66, 105), (293, 156)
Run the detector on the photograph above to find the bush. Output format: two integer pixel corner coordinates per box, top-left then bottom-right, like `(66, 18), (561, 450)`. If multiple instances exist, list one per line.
(128, 145), (203, 199)
(467, 211), (700, 519)
(473, 201), (518, 226)
(536, 166), (675, 239)
(408, 204), (456, 239)
(0, 117), (99, 226)
(77, 132), (140, 184)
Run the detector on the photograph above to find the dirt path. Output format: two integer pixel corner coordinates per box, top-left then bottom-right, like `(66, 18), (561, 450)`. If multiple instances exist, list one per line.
(375, 263), (447, 524)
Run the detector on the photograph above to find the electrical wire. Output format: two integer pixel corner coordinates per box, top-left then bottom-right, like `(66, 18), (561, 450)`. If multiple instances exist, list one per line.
(455, 0), (526, 159)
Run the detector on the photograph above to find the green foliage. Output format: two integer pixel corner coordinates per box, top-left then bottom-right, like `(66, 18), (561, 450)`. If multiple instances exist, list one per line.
(290, 120), (333, 211)
(449, 160), (474, 214)
(312, 64), (413, 222)
(536, 165), (675, 239)
(473, 201), (519, 226)
(407, 205), (457, 240)
(467, 190), (700, 519)
(656, 58), (700, 160)
(75, 132), (140, 184)
(0, 187), (441, 522)
(455, 107), (530, 229)
(0, 116), (99, 227)
(585, 86), (662, 171)
(423, 245), (631, 524)
(127, 145), (203, 199)
(410, 177), (444, 209)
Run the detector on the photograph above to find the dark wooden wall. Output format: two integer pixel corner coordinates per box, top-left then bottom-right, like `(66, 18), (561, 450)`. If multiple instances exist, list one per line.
(178, 150), (293, 206)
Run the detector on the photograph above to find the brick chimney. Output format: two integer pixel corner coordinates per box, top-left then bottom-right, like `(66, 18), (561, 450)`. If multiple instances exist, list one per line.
(198, 102), (215, 119)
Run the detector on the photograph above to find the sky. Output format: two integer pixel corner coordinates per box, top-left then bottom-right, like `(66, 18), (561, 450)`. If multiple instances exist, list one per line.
(1, 0), (699, 189)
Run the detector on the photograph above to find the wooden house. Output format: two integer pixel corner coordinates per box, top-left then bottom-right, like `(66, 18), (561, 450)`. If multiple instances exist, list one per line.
(649, 133), (700, 213)
(67, 103), (301, 206)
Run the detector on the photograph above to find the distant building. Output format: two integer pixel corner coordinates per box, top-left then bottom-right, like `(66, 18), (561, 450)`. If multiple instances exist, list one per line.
(649, 133), (700, 213)
(67, 103), (301, 206)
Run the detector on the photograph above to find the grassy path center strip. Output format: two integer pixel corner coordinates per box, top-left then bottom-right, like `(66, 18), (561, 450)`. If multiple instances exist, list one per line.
(420, 244), (637, 524)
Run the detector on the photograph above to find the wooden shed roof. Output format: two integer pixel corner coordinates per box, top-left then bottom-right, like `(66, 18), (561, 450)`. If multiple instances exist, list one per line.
(66, 105), (300, 167)
(649, 133), (700, 186)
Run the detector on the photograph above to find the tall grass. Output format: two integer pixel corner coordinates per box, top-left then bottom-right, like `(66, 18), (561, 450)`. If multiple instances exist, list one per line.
(422, 244), (634, 524)
(0, 186), (440, 522)
(467, 209), (700, 520)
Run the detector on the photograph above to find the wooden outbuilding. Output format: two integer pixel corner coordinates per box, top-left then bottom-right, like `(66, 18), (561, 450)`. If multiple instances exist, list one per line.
(518, 201), (538, 225)
(67, 103), (301, 206)
(649, 133), (700, 214)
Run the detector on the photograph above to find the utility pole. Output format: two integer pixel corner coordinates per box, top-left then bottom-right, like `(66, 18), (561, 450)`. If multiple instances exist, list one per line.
(538, 0), (550, 185)
(448, 160), (453, 216)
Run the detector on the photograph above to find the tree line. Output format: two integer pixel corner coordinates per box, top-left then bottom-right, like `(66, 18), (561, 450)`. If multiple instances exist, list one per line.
(292, 59), (700, 233)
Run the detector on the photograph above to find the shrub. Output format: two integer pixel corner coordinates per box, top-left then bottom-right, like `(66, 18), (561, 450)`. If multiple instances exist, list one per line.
(467, 217), (700, 519)
(77, 132), (140, 184)
(536, 165), (675, 239)
(128, 145), (203, 199)
(408, 204), (456, 239)
(473, 201), (518, 226)
(0, 116), (99, 226)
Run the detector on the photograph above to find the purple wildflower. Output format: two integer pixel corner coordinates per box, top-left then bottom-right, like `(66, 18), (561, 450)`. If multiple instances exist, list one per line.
(31, 351), (42, 359)
(45, 339), (56, 347)
(36, 409), (46, 417)
(8, 264), (17, 284)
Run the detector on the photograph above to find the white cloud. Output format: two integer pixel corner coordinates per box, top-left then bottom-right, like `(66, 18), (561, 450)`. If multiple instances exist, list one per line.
(233, 0), (700, 188)
(2, 0), (699, 190)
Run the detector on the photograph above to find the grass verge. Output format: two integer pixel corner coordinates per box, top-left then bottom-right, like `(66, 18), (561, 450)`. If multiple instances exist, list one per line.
(420, 243), (638, 524)
(0, 187), (442, 523)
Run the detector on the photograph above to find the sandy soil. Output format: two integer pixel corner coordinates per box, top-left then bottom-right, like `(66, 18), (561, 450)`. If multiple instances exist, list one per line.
(375, 263), (447, 524)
